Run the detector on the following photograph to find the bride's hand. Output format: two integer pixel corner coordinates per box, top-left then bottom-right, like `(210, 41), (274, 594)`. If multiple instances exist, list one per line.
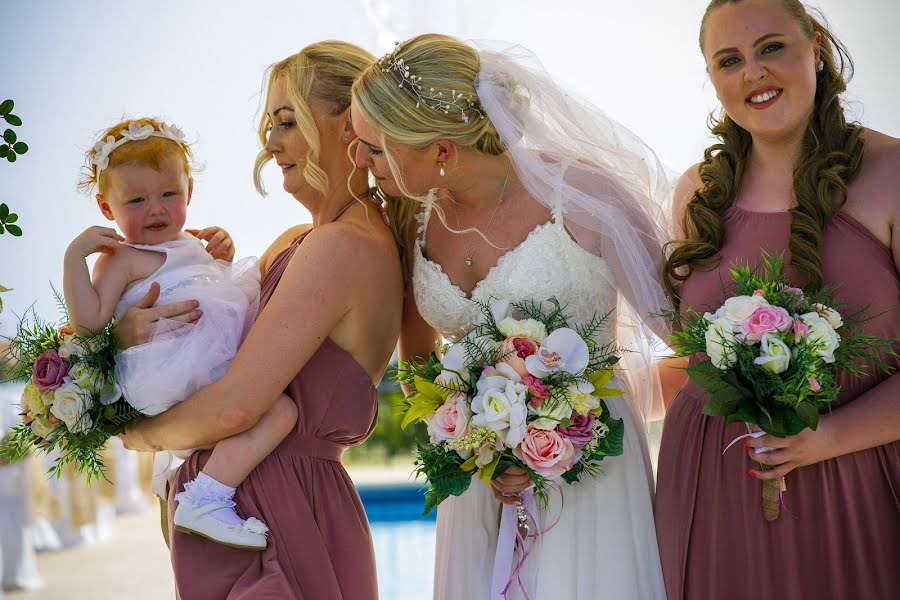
(490, 466), (532, 505)
(115, 283), (202, 349)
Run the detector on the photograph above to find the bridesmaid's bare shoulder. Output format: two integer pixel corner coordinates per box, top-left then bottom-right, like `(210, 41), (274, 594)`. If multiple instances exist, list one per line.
(844, 129), (899, 247)
(260, 224), (313, 278)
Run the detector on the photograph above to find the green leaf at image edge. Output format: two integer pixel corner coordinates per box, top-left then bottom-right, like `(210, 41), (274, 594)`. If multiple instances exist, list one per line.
(4, 114), (22, 127)
(0, 145), (7, 158)
(3, 129), (16, 144)
(0, 203), (8, 220)
(0, 100), (13, 115)
(6, 152), (16, 163)
(13, 142), (27, 155)
(6, 224), (22, 236)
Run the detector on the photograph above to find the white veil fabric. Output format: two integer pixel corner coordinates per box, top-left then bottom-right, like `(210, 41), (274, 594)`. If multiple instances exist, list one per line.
(473, 43), (674, 431)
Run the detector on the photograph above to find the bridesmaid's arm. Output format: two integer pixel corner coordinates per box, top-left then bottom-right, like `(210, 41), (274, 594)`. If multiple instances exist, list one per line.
(747, 373), (900, 479)
(659, 356), (689, 411)
(120, 224), (363, 452)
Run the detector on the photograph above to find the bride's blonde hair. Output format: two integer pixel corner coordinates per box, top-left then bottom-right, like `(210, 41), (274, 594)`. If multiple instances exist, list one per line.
(351, 34), (510, 243)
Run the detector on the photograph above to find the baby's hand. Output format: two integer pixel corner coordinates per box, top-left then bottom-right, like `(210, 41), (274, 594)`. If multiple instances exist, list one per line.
(68, 226), (125, 258)
(187, 226), (235, 262)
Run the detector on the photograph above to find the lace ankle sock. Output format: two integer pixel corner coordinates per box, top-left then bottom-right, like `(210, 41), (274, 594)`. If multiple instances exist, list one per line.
(175, 471), (243, 527)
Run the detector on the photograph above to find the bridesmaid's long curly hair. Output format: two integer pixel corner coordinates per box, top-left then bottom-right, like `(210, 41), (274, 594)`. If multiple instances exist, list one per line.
(664, 0), (865, 308)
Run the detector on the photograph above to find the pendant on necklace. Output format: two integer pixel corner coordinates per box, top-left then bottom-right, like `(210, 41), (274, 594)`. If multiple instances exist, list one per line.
(465, 257), (473, 267)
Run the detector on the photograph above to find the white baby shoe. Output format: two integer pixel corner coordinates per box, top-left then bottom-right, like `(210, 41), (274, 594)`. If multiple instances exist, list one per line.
(173, 500), (268, 551)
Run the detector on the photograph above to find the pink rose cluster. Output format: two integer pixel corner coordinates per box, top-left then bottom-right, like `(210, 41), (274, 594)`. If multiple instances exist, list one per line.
(740, 305), (793, 343)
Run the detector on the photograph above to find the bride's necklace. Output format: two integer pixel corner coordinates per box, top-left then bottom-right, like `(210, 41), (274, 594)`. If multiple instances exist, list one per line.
(452, 166), (511, 268)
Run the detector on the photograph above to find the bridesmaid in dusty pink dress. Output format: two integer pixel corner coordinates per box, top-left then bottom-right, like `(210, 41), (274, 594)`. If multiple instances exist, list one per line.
(121, 42), (403, 599)
(656, 1), (900, 599)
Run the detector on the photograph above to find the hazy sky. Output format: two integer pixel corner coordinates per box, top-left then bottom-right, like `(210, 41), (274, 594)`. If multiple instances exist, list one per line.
(2, 0), (898, 332)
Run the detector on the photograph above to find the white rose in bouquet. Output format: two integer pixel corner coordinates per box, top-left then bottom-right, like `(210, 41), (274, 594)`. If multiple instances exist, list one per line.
(813, 303), (843, 329)
(753, 333), (792, 374)
(800, 312), (840, 364)
(471, 373), (528, 449)
(704, 317), (739, 369)
(50, 379), (93, 433)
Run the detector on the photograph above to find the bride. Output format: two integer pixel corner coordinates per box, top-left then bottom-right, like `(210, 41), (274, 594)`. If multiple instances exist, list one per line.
(351, 34), (671, 599)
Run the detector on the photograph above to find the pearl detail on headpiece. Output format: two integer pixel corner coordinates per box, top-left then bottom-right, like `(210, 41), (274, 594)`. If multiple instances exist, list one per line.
(379, 41), (485, 124)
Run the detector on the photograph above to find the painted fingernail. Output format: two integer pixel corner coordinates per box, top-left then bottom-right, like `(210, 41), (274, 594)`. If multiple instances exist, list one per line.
(745, 446), (752, 454)
(748, 470), (757, 478)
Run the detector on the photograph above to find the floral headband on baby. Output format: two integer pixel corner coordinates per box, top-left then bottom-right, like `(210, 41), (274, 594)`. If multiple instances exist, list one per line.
(90, 121), (187, 178)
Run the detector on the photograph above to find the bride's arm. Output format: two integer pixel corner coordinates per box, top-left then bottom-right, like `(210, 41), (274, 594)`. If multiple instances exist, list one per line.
(121, 224), (365, 452)
(397, 218), (440, 393)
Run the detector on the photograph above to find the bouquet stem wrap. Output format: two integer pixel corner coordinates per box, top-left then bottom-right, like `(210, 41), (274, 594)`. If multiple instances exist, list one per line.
(761, 478), (782, 521)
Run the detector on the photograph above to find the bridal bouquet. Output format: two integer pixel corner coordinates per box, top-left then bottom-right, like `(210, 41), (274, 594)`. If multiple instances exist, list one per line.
(671, 253), (896, 520)
(396, 298), (625, 514)
(1, 295), (142, 482)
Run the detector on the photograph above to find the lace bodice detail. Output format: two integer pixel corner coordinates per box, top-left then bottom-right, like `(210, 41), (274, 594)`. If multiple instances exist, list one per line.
(411, 196), (619, 343)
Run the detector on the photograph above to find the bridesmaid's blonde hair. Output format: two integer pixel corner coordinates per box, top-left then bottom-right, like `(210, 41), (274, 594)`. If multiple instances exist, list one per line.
(254, 41), (375, 196)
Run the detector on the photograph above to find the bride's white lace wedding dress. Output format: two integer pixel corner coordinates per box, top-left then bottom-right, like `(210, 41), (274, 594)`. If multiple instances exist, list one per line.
(413, 195), (667, 600)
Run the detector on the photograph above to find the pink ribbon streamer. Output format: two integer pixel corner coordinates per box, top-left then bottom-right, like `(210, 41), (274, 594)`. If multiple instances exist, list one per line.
(490, 486), (564, 600)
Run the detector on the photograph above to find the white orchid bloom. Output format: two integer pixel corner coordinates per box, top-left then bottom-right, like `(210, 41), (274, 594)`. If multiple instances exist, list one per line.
(490, 299), (511, 323)
(436, 343), (468, 388)
(525, 328), (589, 378)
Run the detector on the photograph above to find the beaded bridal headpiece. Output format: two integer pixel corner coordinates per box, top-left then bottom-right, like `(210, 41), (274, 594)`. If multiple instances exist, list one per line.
(379, 41), (484, 124)
(91, 121), (187, 177)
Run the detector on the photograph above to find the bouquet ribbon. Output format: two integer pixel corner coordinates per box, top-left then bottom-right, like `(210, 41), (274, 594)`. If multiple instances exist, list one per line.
(723, 430), (772, 454)
(491, 486), (563, 600)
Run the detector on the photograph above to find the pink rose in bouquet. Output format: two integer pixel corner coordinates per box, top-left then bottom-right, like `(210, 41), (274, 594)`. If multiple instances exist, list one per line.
(427, 393), (471, 444)
(740, 305), (793, 343)
(32, 350), (70, 392)
(515, 424), (579, 478)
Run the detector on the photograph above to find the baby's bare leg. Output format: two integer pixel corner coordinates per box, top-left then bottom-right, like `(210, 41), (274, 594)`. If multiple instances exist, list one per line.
(201, 394), (297, 487)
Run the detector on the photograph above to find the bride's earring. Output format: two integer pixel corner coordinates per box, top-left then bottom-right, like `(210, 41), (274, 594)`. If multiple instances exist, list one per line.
(437, 161), (446, 177)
